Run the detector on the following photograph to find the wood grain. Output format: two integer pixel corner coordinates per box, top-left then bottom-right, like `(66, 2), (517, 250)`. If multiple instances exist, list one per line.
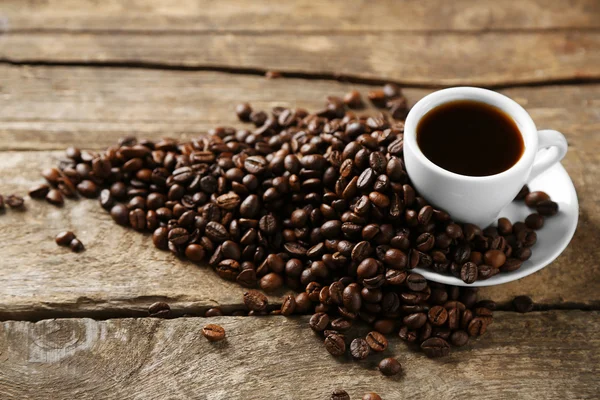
(0, 66), (598, 151)
(3, 0), (598, 32)
(1, 31), (598, 86)
(0, 312), (597, 399)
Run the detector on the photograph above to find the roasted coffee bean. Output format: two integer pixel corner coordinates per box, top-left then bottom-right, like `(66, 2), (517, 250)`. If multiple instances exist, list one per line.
(513, 295), (534, 313)
(483, 249), (506, 268)
(235, 103), (253, 121)
(309, 312), (330, 331)
(365, 331), (388, 352)
(6, 195), (24, 209)
(331, 389), (350, 400)
(421, 337), (450, 358)
(55, 231), (76, 247)
(280, 294), (296, 316)
(350, 338), (370, 360)
(525, 213), (544, 230)
(497, 217), (513, 235)
(110, 204), (129, 225)
(29, 184), (50, 199)
(185, 244), (206, 262)
(362, 393), (382, 400)
(243, 290), (268, 312)
(324, 333), (346, 356)
(460, 262), (478, 284)
(450, 330), (470, 347)
(525, 191), (550, 207)
(536, 200), (559, 216)
(202, 324), (226, 342)
(403, 313), (427, 329)
(343, 283), (362, 312)
(468, 317), (488, 336)
(378, 357), (402, 376)
(148, 301), (170, 318)
(205, 308), (223, 317)
(406, 273), (427, 291)
(260, 272), (283, 292)
(428, 305), (448, 326)
(69, 238), (85, 252)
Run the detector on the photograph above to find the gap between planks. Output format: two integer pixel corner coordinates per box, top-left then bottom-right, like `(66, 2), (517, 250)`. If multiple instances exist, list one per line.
(0, 59), (599, 93)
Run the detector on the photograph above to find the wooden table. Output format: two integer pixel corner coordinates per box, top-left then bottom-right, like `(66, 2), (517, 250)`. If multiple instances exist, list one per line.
(0, 1), (599, 399)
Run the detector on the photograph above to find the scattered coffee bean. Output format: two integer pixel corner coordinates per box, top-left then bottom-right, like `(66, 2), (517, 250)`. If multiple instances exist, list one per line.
(525, 213), (544, 230)
(365, 331), (388, 352)
(350, 338), (370, 360)
(362, 393), (382, 400)
(6, 195), (24, 209)
(243, 290), (268, 312)
(331, 389), (350, 400)
(29, 184), (50, 199)
(421, 337), (450, 358)
(69, 238), (85, 252)
(202, 324), (226, 342)
(205, 308), (223, 317)
(148, 302), (170, 318)
(378, 357), (402, 376)
(513, 295), (534, 313)
(55, 231), (75, 246)
(324, 333), (346, 356)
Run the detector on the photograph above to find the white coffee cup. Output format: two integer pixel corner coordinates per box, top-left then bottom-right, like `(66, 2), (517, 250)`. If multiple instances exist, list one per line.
(404, 87), (568, 228)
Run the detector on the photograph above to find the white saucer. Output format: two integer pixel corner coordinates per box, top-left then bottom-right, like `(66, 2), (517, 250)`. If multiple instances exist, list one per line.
(414, 163), (579, 287)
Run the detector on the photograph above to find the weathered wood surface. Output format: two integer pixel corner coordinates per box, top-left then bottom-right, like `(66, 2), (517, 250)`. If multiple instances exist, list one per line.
(3, 0), (599, 32)
(2, 31), (598, 86)
(0, 312), (598, 399)
(0, 66), (598, 151)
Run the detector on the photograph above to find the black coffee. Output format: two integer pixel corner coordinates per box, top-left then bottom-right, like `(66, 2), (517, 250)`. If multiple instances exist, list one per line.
(417, 100), (524, 176)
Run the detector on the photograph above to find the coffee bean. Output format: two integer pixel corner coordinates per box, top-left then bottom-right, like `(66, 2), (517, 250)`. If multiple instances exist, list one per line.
(29, 184), (50, 199)
(363, 393), (382, 400)
(406, 273), (426, 291)
(325, 333), (346, 356)
(515, 185), (530, 200)
(525, 191), (550, 207)
(450, 330), (470, 347)
(403, 313), (427, 329)
(483, 249), (506, 268)
(185, 244), (206, 262)
(55, 231), (76, 247)
(110, 204), (129, 225)
(152, 227), (169, 250)
(428, 305), (448, 326)
(467, 317), (488, 336)
(202, 324), (226, 342)
(6, 195), (24, 209)
(69, 238), (85, 252)
(235, 103), (252, 121)
(343, 283), (362, 312)
(365, 331), (388, 352)
(513, 295), (534, 313)
(421, 337), (450, 358)
(536, 200), (558, 216)
(498, 217), (512, 235)
(309, 312), (330, 331)
(243, 290), (268, 312)
(378, 357), (402, 376)
(205, 308), (223, 317)
(331, 389), (350, 400)
(260, 272), (283, 292)
(525, 213), (544, 230)
(460, 262), (478, 284)
(350, 338), (370, 360)
(129, 209), (146, 231)
(148, 302), (170, 318)
(280, 294), (296, 316)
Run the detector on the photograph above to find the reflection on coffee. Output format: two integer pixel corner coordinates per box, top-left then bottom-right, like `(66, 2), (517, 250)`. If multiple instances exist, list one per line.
(417, 100), (524, 176)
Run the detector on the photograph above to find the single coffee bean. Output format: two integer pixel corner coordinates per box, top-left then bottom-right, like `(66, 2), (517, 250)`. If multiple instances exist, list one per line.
(309, 312), (330, 331)
(515, 185), (530, 200)
(205, 308), (223, 317)
(331, 389), (350, 400)
(497, 217), (513, 235)
(406, 273), (427, 291)
(185, 244), (206, 262)
(69, 238), (85, 252)
(513, 295), (534, 313)
(350, 338), (370, 360)
(260, 272), (283, 292)
(110, 204), (129, 225)
(365, 331), (388, 352)
(421, 337), (450, 358)
(6, 195), (24, 209)
(55, 231), (75, 247)
(325, 333), (346, 356)
(460, 262), (478, 284)
(236, 268), (257, 288)
(378, 357), (402, 376)
(428, 305), (448, 326)
(403, 313), (427, 329)
(525, 191), (550, 207)
(536, 200), (558, 216)
(235, 103), (252, 121)
(148, 302), (170, 318)
(467, 317), (488, 336)
(280, 294), (296, 316)
(243, 290), (268, 312)
(450, 330), (470, 347)
(363, 393), (382, 400)
(202, 324), (226, 342)
(29, 184), (50, 199)
(525, 213), (544, 230)
(483, 249), (506, 268)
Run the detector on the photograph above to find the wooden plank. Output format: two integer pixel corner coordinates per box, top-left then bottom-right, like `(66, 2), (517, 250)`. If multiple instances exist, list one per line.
(0, 312), (597, 399)
(0, 66), (599, 151)
(3, 0), (598, 32)
(1, 31), (599, 86)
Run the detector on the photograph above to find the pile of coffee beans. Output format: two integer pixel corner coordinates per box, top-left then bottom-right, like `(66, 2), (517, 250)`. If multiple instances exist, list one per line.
(31, 84), (556, 368)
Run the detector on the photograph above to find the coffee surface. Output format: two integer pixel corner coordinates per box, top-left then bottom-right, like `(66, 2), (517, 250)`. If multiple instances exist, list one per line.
(417, 100), (524, 176)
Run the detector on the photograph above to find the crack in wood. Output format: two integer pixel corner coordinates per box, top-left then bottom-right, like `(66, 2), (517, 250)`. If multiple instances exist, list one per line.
(0, 58), (598, 90)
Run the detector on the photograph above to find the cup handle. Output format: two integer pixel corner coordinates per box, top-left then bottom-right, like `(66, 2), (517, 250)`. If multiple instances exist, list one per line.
(529, 129), (568, 181)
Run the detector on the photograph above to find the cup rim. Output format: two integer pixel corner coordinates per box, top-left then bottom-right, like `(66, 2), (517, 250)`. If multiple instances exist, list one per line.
(405, 87), (538, 181)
